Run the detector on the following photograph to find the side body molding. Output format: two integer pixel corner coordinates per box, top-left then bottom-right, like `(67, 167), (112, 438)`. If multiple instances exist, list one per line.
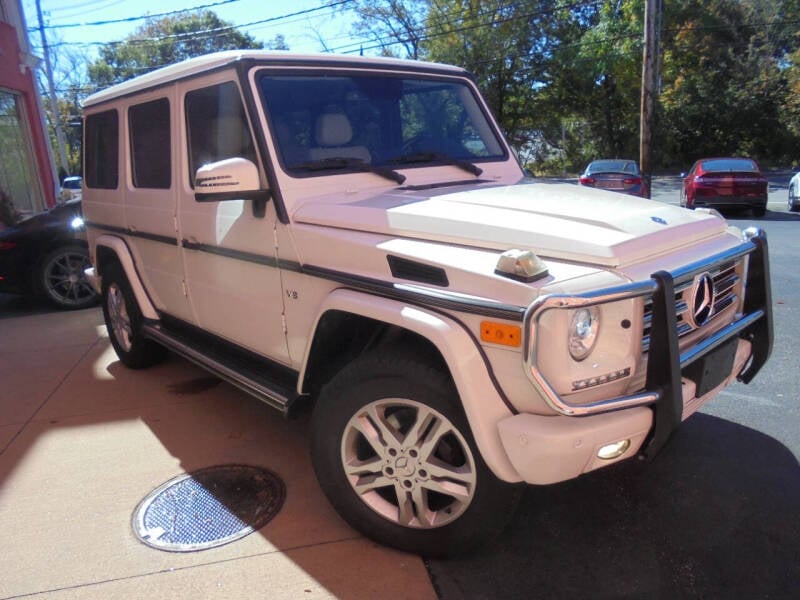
(300, 288), (521, 483)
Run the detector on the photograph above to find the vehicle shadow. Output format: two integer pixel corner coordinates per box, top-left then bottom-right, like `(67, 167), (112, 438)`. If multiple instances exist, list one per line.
(427, 413), (800, 599)
(0, 293), (57, 319)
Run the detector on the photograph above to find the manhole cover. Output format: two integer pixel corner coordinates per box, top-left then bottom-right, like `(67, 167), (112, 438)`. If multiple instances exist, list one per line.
(132, 464), (285, 552)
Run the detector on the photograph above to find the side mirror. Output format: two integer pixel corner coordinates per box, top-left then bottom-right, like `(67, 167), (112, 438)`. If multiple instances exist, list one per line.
(194, 157), (269, 217)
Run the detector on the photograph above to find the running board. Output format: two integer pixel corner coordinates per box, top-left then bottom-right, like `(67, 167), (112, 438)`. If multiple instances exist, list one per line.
(142, 323), (300, 415)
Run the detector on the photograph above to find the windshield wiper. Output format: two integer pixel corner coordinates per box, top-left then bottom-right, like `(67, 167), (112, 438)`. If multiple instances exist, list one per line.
(293, 157), (405, 184)
(388, 152), (483, 177)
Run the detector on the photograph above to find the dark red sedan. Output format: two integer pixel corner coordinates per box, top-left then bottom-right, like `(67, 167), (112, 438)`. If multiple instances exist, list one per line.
(680, 157), (768, 216)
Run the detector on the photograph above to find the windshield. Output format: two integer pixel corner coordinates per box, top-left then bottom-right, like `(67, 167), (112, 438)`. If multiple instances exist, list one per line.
(257, 72), (506, 177)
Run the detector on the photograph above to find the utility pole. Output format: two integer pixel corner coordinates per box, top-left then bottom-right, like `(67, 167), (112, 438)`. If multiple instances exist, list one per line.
(639, 0), (662, 199)
(35, 0), (70, 179)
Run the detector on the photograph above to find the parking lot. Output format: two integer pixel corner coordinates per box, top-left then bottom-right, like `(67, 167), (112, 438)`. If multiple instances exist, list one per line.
(1, 175), (798, 599)
(0, 299), (436, 599)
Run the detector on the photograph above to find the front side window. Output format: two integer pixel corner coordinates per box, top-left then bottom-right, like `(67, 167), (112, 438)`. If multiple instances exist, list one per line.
(185, 82), (256, 186)
(129, 98), (171, 188)
(258, 73), (506, 176)
(84, 109), (119, 189)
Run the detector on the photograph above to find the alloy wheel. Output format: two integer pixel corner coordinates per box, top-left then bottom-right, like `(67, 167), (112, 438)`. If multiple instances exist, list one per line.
(43, 248), (96, 308)
(106, 282), (133, 352)
(340, 398), (476, 529)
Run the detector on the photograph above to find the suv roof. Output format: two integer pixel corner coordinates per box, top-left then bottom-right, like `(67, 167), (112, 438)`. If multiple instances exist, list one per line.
(82, 50), (469, 109)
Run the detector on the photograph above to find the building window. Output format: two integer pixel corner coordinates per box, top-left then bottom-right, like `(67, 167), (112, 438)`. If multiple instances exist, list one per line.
(185, 82), (256, 187)
(129, 98), (171, 189)
(84, 109), (119, 189)
(0, 90), (43, 218)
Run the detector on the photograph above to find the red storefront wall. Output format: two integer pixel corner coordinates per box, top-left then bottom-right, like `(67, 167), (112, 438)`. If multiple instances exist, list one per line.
(1, 20), (57, 208)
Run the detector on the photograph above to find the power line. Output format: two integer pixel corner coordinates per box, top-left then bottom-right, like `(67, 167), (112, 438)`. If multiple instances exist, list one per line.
(44, 0), (126, 17)
(38, 1), (353, 49)
(329, 0), (603, 55)
(29, 0), (244, 30)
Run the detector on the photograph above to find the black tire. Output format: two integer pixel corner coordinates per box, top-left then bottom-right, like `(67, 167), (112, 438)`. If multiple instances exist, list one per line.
(37, 244), (98, 310)
(789, 186), (799, 212)
(752, 205), (766, 217)
(101, 263), (166, 369)
(310, 351), (522, 557)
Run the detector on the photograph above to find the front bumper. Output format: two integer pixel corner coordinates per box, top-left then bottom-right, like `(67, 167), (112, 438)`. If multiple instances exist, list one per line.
(507, 229), (772, 482)
(497, 337), (753, 484)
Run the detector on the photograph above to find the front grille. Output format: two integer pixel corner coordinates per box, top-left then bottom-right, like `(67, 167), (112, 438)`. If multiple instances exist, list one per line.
(642, 260), (740, 353)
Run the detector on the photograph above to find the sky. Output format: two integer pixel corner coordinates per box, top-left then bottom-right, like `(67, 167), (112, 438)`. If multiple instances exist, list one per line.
(21, 0), (362, 60)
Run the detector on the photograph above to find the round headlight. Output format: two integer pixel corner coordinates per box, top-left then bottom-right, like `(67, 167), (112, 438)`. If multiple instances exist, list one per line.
(568, 306), (599, 361)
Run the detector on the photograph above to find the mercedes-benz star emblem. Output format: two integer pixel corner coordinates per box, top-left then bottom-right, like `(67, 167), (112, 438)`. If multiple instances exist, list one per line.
(690, 272), (715, 327)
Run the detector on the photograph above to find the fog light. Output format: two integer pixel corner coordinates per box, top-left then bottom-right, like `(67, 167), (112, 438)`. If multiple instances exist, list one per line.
(597, 439), (630, 460)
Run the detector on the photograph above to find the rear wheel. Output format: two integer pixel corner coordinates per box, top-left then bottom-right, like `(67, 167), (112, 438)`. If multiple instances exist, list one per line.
(789, 184), (799, 212)
(310, 351), (521, 556)
(752, 205), (766, 217)
(101, 263), (166, 369)
(37, 244), (98, 310)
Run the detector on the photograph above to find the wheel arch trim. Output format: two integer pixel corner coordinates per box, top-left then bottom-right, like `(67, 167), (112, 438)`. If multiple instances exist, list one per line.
(94, 234), (159, 320)
(301, 288), (522, 483)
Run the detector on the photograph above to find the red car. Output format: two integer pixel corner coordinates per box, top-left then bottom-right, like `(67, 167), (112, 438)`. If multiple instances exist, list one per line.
(680, 157), (768, 216)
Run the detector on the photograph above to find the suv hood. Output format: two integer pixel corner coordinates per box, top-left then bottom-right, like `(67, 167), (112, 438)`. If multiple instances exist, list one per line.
(293, 182), (729, 268)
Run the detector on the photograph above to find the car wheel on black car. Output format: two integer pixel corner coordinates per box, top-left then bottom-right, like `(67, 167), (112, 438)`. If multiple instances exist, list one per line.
(37, 244), (98, 309)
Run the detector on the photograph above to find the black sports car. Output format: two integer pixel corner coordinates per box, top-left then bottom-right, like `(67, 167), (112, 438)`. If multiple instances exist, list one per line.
(0, 199), (98, 309)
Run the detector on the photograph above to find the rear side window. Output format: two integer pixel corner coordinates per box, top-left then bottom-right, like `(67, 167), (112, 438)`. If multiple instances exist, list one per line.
(129, 98), (171, 188)
(84, 109), (118, 189)
(185, 82), (256, 187)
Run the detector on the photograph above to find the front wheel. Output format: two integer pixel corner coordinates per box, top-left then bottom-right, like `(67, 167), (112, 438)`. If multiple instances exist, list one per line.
(101, 264), (166, 369)
(789, 184), (799, 212)
(310, 352), (521, 556)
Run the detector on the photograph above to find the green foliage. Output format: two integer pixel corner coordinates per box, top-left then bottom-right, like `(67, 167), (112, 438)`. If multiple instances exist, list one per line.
(88, 11), (263, 89)
(658, 0), (797, 167)
(345, 0), (428, 58)
(347, 0), (800, 171)
(423, 1), (576, 154)
(37, 1), (800, 174)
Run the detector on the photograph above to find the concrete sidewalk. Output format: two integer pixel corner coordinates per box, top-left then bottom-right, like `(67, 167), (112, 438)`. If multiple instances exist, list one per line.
(0, 296), (437, 599)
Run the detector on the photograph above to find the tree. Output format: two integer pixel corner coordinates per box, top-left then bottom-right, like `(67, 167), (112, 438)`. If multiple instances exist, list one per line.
(658, 0), (798, 166)
(88, 11), (264, 90)
(338, 0), (800, 170)
(345, 0), (428, 58)
(424, 1), (583, 159)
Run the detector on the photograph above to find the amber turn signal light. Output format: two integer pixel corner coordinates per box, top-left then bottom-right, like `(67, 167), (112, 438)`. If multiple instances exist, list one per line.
(480, 321), (521, 347)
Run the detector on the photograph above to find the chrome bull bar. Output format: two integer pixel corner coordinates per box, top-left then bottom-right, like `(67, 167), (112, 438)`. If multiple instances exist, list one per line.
(522, 228), (773, 459)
